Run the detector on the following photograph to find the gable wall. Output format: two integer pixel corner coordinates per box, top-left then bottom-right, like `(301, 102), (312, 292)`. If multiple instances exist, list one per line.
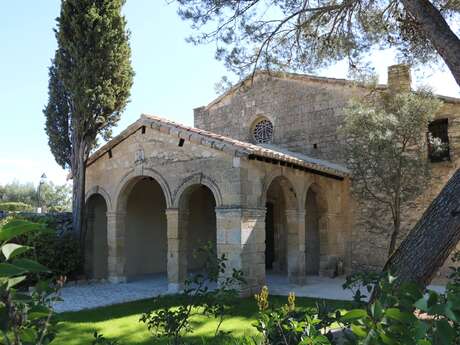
(195, 75), (367, 164)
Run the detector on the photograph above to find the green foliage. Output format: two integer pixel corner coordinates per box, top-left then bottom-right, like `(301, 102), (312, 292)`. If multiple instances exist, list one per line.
(0, 181), (71, 212)
(0, 218), (64, 345)
(341, 90), (443, 255)
(253, 287), (333, 345)
(11, 214), (82, 281)
(44, 0), (134, 169)
(0, 202), (34, 212)
(20, 231), (82, 281)
(140, 242), (246, 345)
(176, 1), (459, 79)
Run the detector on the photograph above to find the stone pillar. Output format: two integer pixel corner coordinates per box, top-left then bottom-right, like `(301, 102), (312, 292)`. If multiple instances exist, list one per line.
(215, 207), (266, 296)
(84, 211), (95, 278)
(106, 211), (127, 283)
(166, 208), (187, 293)
(285, 209), (306, 284)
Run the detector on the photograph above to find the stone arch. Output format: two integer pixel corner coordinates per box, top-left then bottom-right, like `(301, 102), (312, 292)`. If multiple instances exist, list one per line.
(263, 174), (299, 274)
(114, 167), (172, 213)
(173, 173), (223, 208)
(259, 172), (298, 210)
(304, 183), (329, 275)
(177, 183), (217, 273)
(85, 193), (108, 279)
(85, 185), (112, 212)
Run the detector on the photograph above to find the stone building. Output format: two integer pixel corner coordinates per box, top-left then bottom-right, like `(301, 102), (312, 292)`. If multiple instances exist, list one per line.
(84, 65), (460, 294)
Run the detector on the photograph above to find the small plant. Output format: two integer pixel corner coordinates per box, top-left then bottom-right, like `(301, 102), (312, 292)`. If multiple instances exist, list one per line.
(140, 242), (246, 345)
(253, 286), (332, 345)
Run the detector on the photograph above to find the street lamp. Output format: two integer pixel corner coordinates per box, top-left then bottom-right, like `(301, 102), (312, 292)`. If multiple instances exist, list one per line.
(37, 173), (47, 214)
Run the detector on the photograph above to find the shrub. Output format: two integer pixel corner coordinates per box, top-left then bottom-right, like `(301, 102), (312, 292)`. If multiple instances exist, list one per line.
(0, 219), (65, 345)
(11, 214), (82, 281)
(0, 202), (34, 212)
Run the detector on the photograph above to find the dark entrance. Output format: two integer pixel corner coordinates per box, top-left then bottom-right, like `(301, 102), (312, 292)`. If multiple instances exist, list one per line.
(265, 202), (275, 269)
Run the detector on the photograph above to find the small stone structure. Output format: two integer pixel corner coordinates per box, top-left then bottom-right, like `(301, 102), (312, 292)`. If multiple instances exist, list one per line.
(84, 65), (460, 295)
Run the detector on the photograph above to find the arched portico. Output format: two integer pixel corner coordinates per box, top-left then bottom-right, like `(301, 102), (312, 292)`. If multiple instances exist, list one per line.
(304, 183), (333, 276)
(85, 193), (108, 279)
(262, 175), (304, 283)
(107, 171), (170, 282)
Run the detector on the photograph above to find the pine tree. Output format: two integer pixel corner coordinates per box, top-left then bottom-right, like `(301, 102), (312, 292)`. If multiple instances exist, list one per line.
(44, 0), (134, 237)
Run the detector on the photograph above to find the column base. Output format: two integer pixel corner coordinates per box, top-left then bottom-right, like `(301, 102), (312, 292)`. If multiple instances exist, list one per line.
(289, 275), (306, 285)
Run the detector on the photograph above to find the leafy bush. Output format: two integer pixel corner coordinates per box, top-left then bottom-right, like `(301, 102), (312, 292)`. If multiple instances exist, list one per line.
(11, 214), (82, 281)
(21, 230), (82, 280)
(0, 202), (34, 212)
(140, 242), (246, 345)
(0, 219), (65, 345)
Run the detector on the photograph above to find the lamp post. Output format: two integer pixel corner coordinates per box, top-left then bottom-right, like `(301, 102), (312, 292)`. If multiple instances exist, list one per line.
(37, 173), (47, 214)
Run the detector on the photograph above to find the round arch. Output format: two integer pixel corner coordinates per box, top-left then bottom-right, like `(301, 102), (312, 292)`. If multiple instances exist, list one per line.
(113, 167), (173, 212)
(301, 182), (328, 214)
(85, 185), (112, 212)
(259, 172), (299, 210)
(173, 173), (223, 208)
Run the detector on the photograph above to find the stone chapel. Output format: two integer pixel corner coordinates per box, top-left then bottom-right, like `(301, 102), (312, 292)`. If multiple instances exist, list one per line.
(83, 64), (460, 295)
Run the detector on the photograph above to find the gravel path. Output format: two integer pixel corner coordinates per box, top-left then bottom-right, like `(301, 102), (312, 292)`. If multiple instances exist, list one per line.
(53, 273), (446, 313)
(54, 275), (168, 313)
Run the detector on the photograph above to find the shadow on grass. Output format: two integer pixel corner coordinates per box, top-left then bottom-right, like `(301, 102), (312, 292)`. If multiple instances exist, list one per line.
(55, 295), (353, 345)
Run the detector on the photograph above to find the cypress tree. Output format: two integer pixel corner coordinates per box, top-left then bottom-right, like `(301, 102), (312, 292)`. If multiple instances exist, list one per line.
(44, 0), (134, 237)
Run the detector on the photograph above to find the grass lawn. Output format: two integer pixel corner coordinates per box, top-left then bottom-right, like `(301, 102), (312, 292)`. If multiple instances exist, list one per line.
(54, 295), (353, 345)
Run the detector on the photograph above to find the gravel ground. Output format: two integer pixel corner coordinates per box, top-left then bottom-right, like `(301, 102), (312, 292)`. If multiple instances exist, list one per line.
(53, 273), (446, 313)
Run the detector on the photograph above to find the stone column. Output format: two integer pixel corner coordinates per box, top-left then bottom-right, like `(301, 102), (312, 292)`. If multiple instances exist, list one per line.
(166, 208), (187, 293)
(285, 209), (306, 284)
(106, 211), (127, 283)
(84, 211), (95, 278)
(215, 207), (266, 296)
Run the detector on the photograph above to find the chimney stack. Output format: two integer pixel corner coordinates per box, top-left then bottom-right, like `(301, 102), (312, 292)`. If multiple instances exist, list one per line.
(387, 64), (411, 93)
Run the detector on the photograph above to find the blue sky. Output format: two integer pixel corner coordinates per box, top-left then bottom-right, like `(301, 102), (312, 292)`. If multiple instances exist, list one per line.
(1, 1), (459, 186)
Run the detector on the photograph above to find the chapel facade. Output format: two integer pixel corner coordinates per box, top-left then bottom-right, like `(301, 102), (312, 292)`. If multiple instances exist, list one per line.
(83, 65), (460, 295)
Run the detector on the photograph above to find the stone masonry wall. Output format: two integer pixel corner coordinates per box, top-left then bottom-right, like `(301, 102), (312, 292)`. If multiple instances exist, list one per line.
(194, 74), (368, 164)
(196, 70), (460, 280)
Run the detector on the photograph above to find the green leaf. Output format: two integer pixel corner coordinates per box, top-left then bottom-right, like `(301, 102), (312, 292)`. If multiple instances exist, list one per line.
(342, 309), (368, 321)
(351, 324), (368, 338)
(0, 263), (27, 277)
(12, 258), (50, 273)
(385, 308), (412, 322)
(0, 220), (48, 242)
(1, 243), (30, 261)
(7, 275), (26, 289)
(370, 301), (383, 320)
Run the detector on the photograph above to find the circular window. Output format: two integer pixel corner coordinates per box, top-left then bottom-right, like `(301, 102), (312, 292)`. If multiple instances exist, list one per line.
(252, 118), (274, 144)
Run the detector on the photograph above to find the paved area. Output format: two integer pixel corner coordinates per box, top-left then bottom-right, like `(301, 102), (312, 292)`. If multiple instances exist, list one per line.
(54, 274), (168, 313)
(53, 273), (446, 313)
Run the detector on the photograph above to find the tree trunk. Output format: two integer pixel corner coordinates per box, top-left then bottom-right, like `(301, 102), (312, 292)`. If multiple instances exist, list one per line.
(402, 0), (460, 88)
(383, 169), (460, 288)
(71, 142), (86, 241)
(388, 219), (400, 258)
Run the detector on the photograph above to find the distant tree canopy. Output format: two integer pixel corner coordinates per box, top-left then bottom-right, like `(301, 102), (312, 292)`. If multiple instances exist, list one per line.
(0, 181), (72, 212)
(176, 0), (460, 87)
(44, 0), (134, 235)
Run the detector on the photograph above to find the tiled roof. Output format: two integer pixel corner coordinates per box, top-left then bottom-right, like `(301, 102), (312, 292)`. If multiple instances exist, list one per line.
(87, 114), (350, 180)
